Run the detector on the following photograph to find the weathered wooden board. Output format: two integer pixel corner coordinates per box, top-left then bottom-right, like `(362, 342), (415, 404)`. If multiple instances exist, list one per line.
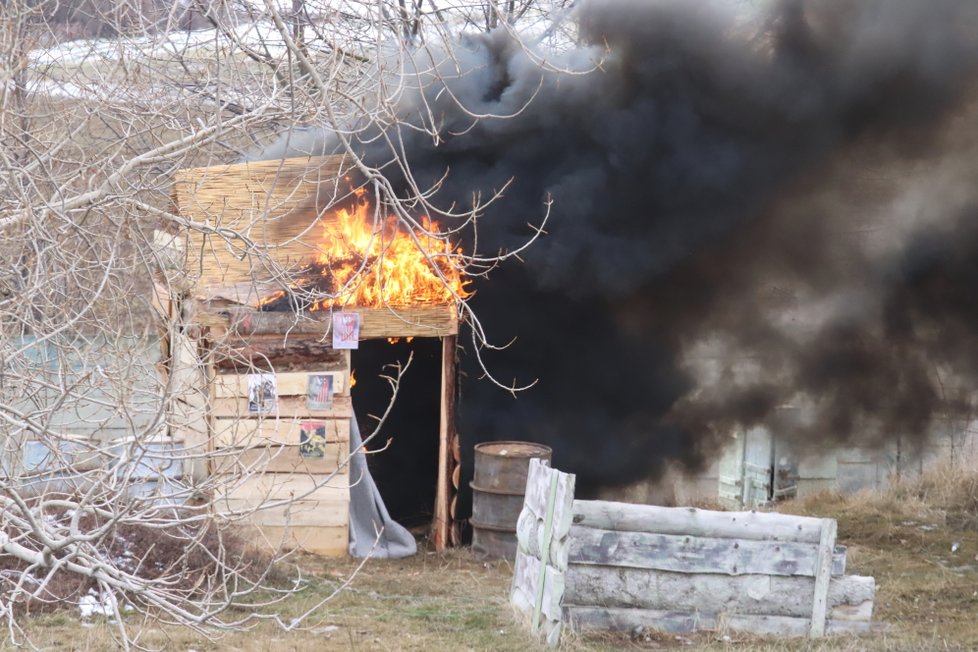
(512, 556), (564, 647)
(214, 370), (348, 398)
(169, 399), (208, 481)
(567, 527), (847, 577)
(222, 470), (348, 503)
(238, 523), (349, 557)
(517, 509), (571, 569)
(564, 606), (874, 637)
(572, 500), (827, 543)
(516, 459), (577, 573)
(169, 396), (207, 432)
(153, 229), (187, 274)
(201, 304), (459, 339)
(524, 460), (576, 539)
(213, 414), (350, 448)
(511, 459), (577, 648)
(564, 566), (875, 620)
(170, 332), (209, 408)
(810, 518), (838, 636)
(169, 328), (209, 480)
(219, 496), (349, 528)
(512, 549), (565, 623)
(175, 155), (352, 292)
(211, 441), (349, 475)
(211, 396), (354, 420)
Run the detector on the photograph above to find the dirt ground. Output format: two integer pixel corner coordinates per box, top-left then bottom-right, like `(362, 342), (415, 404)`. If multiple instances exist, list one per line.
(14, 469), (978, 651)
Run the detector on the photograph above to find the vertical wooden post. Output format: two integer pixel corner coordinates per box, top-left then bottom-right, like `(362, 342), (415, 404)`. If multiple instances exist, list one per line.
(168, 296), (213, 481)
(199, 300), (226, 482)
(433, 335), (457, 551)
(809, 518), (837, 637)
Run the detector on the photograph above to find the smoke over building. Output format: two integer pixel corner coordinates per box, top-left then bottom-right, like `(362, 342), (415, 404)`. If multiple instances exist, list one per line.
(263, 0), (978, 492)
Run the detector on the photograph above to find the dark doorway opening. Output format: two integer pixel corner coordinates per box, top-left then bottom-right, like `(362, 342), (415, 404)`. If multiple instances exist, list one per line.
(351, 337), (442, 530)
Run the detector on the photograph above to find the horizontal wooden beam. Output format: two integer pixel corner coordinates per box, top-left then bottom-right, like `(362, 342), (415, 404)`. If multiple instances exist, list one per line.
(235, 523), (349, 557)
(564, 566), (874, 620)
(572, 500), (827, 544)
(198, 303), (458, 339)
(210, 441), (349, 475)
(212, 338), (349, 372)
(567, 526), (846, 577)
(212, 396), (353, 419)
(220, 497), (349, 528)
(214, 370), (349, 398)
(213, 414), (351, 448)
(219, 469), (349, 503)
(564, 606), (874, 637)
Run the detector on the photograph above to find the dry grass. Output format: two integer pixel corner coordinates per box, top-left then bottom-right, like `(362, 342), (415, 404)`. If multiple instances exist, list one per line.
(774, 463), (978, 652)
(9, 464), (978, 651)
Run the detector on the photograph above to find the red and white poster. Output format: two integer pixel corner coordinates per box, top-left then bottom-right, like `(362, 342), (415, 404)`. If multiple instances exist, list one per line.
(332, 311), (360, 349)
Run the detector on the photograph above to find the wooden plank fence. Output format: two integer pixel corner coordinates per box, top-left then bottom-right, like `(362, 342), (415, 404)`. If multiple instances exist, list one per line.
(510, 465), (875, 645)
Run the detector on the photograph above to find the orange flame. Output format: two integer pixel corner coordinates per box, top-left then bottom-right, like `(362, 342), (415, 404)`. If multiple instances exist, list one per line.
(263, 188), (470, 311)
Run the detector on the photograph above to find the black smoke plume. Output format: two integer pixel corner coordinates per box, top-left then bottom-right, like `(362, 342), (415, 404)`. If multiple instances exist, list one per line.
(265, 0), (978, 491)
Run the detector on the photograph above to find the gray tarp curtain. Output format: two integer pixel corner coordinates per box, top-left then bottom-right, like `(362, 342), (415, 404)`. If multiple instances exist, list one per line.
(347, 411), (417, 558)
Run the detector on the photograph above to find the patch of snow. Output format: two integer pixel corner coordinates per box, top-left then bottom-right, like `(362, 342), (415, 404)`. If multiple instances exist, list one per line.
(29, 23), (292, 70)
(78, 588), (118, 618)
(311, 625), (338, 635)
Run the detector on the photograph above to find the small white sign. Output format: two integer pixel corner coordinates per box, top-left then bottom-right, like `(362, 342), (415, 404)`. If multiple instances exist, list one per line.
(332, 311), (360, 349)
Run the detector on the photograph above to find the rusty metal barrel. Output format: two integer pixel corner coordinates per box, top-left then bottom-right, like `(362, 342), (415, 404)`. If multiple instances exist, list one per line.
(470, 441), (552, 560)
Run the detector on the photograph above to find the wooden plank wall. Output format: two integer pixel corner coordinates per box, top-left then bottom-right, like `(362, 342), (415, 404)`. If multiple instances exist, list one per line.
(211, 357), (353, 557)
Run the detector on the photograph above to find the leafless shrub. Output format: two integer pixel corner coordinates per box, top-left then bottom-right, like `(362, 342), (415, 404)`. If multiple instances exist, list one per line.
(0, 0), (566, 648)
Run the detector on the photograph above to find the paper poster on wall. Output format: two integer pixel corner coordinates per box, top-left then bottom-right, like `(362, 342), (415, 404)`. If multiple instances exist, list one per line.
(307, 373), (334, 411)
(247, 373), (277, 414)
(332, 311), (360, 349)
(299, 421), (327, 458)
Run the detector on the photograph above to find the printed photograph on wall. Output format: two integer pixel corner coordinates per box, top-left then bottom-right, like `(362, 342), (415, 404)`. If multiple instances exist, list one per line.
(299, 420), (327, 458)
(247, 373), (277, 414)
(307, 373), (334, 411)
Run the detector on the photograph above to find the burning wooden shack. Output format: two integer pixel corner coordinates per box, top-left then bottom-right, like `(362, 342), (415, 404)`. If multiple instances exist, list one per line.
(161, 155), (466, 554)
